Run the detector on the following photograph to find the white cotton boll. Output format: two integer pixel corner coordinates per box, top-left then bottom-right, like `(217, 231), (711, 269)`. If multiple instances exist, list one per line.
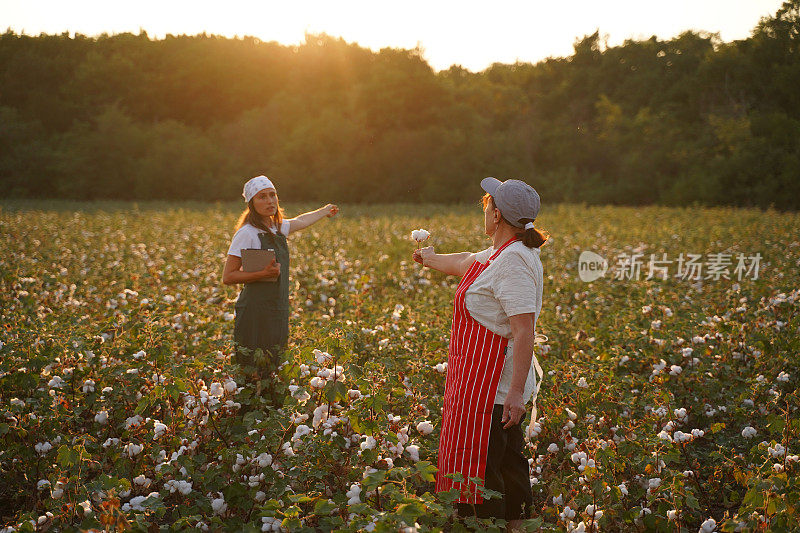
(560, 506), (576, 520)
(309, 376), (325, 389)
(48, 376), (64, 389)
(124, 443), (143, 457)
(132, 350), (146, 359)
(674, 408), (687, 421)
(133, 475), (151, 488)
(416, 421), (434, 435)
(313, 405), (329, 428)
(673, 431), (690, 443)
(526, 421), (542, 439)
(313, 349), (332, 365)
(618, 483), (628, 496)
(292, 425), (312, 443)
(691, 429), (704, 438)
(667, 510), (678, 521)
(35, 442), (52, 455)
(434, 362), (448, 373)
(224, 379), (238, 393)
(282, 441), (295, 457)
(700, 518), (716, 532)
(347, 389), (362, 400)
(153, 422), (167, 439)
(223, 312), (235, 321)
(211, 495), (227, 515)
(552, 494), (563, 506)
(681, 347), (693, 357)
(769, 443), (786, 458)
(565, 408), (578, 420)
(209, 382), (224, 397)
(776, 371), (790, 383)
(411, 229), (430, 242)
(670, 365), (682, 375)
(257, 453), (273, 467)
(82, 379), (95, 393)
(577, 377), (588, 388)
(548, 443), (559, 453)
(78, 500), (92, 515)
(346, 484), (362, 505)
(406, 444), (420, 462)
(360, 436), (377, 451)
(37, 479), (51, 490)
(648, 478), (661, 490)
(95, 410), (109, 425)
(658, 431), (672, 442)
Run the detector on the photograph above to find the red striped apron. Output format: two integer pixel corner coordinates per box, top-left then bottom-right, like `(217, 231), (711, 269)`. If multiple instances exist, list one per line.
(436, 237), (518, 504)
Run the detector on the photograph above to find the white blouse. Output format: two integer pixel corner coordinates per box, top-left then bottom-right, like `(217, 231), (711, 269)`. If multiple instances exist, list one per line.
(465, 240), (544, 405)
(226, 221), (291, 258)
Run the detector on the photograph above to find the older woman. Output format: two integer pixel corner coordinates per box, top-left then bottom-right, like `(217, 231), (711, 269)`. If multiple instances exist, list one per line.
(413, 177), (547, 526)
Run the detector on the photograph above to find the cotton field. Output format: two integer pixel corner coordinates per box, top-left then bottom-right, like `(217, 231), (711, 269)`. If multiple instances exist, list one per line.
(0, 202), (798, 532)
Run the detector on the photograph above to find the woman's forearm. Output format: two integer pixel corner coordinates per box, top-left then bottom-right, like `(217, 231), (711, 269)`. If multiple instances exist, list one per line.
(425, 252), (474, 276)
(509, 332), (534, 393)
(508, 315), (536, 394)
(223, 269), (271, 285)
(290, 206), (328, 231)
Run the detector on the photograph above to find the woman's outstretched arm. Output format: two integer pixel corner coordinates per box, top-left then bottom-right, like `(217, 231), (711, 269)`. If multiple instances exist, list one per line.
(412, 247), (476, 277)
(288, 204), (339, 232)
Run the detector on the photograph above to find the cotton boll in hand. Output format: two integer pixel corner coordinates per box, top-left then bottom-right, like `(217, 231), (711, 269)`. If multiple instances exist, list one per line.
(411, 229), (431, 242)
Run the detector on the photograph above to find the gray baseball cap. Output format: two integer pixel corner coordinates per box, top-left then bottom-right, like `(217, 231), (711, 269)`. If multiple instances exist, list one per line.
(480, 177), (541, 228)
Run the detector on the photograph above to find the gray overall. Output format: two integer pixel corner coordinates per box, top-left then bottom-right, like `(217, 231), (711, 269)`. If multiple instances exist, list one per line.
(233, 230), (290, 375)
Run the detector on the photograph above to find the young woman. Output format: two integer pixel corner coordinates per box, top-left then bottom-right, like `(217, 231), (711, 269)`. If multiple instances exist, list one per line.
(413, 177), (547, 529)
(223, 175), (338, 398)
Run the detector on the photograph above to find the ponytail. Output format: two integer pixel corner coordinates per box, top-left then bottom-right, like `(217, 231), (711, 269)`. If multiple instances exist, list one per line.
(517, 218), (549, 248)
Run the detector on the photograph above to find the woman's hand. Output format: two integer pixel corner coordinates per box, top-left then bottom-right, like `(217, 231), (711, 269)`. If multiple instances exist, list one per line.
(502, 388), (526, 428)
(259, 258), (281, 279)
(412, 246), (435, 266)
(324, 204), (339, 217)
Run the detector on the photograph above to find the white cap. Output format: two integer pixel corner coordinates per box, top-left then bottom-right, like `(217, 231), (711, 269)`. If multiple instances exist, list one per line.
(242, 175), (275, 202)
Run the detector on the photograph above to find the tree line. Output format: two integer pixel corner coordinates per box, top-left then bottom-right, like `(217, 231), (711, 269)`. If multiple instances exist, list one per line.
(1, 0), (799, 208)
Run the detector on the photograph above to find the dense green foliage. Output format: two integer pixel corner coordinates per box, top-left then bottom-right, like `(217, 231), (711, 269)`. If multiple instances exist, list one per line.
(1, 201), (799, 532)
(1, 1), (799, 208)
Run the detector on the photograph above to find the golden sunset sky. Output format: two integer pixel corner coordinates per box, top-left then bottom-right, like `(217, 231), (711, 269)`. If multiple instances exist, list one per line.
(1, 0), (787, 71)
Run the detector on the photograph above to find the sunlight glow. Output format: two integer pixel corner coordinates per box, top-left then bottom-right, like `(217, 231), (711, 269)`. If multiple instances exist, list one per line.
(1, 0), (786, 71)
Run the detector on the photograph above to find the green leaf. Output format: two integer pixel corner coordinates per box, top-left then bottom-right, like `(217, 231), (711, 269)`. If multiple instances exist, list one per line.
(414, 461), (438, 483)
(396, 501), (426, 524)
(313, 499), (337, 516)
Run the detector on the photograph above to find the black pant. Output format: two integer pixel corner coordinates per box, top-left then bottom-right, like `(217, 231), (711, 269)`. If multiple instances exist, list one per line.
(457, 404), (532, 522)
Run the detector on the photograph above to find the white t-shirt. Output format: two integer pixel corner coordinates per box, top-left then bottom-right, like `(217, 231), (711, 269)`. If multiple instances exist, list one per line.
(465, 240), (544, 405)
(227, 221), (292, 257)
